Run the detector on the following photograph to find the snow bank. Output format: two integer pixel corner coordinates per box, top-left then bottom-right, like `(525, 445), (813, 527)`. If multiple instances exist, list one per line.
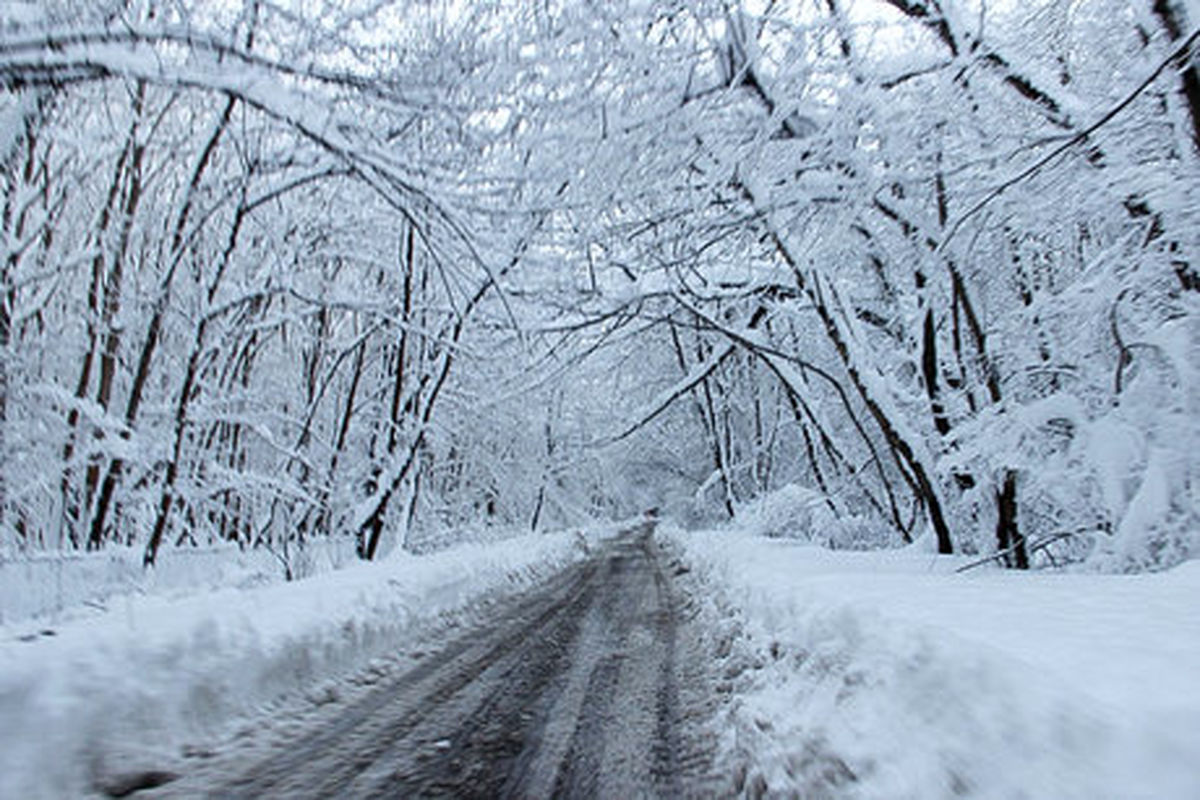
(0, 526), (606, 798)
(667, 525), (1200, 799)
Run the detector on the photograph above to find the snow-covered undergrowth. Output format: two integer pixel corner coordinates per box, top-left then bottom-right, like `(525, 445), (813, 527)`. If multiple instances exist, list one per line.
(732, 484), (881, 550)
(0, 525), (612, 798)
(0, 537), (359, 627)
(666, 524), (1200, 800)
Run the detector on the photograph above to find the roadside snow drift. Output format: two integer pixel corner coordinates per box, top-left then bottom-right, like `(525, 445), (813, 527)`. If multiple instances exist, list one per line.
(0, 528), (603, 799)
(667, 526), (1200, 800)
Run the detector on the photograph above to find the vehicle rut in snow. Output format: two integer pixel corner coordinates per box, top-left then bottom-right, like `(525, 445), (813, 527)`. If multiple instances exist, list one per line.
(151, 526), (715, 799)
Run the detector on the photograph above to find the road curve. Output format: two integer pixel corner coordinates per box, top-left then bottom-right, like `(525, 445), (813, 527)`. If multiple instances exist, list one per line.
(151, 525), (715, 799)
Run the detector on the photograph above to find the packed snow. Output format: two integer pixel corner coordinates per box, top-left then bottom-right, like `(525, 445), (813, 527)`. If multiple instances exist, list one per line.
(0, 525), (614, 799)
(666, 523), (1200, 800)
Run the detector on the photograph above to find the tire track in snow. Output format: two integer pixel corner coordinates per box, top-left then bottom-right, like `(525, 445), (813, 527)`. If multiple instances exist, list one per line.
(149, 525), (717, 799)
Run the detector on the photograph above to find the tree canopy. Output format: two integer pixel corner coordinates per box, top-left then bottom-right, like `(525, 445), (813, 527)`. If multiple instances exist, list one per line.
(1, 0), (1196, 571)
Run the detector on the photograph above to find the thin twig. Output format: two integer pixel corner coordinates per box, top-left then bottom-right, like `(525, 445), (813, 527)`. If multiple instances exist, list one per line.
(954, 529), (1085, 573)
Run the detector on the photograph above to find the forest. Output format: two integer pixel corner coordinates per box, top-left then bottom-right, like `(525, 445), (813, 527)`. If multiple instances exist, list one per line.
(1, 0), (1196, 573)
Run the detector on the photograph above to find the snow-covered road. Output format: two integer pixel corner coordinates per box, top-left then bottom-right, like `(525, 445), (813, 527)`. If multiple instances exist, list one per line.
(145, 526), (718, 798)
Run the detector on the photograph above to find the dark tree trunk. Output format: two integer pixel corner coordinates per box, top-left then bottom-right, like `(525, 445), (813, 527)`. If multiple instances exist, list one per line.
(1153, 0), (1200, 153)
(995, 470), (1028, 569)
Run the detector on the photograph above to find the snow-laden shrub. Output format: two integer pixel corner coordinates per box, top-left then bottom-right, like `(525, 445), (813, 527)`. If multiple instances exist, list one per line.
(733, 484), (889, 550)
(734, 484), (825, 540)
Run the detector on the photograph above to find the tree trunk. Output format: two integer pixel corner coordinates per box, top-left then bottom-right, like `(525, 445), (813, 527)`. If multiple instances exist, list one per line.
(96, 96), (236, 555)
(87, 85), (146, 523)
(1152, 0), (1200, 153)
(995, 469), (1028, 569)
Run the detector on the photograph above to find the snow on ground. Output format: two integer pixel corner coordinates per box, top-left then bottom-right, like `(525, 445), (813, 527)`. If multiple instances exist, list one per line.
(0, 537), (359, 627)
(666, 524), (1200, 800)
(0, 519), (565, 628)
(0, 524), (616, 799)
